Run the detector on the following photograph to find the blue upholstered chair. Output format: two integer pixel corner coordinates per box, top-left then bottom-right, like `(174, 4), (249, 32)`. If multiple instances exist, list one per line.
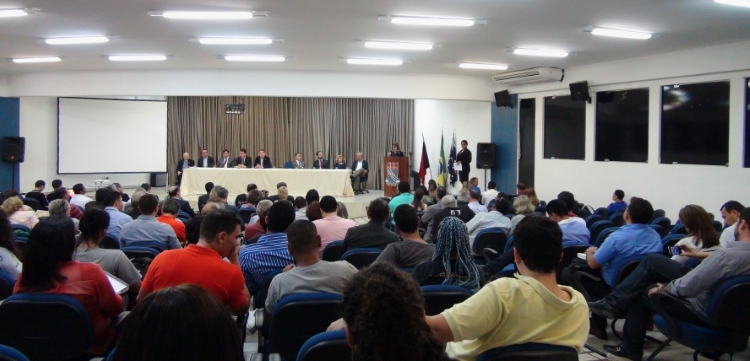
(296, 330), (350, 361)
(477, 342), (578, 361)
(421, 285), (473, 316)
(340, 248), (381, 270)
(267, 293), (343, 360)
(322, 241), (344, 262)
(0, 344), (30, 361)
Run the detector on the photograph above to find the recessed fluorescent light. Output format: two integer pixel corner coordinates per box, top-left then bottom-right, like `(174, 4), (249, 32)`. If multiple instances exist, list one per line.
(387, 16), (475, 26)
(45, 36), (110, 45)
(459, 62), (508, 70)
(346, 58), (403, 66)
(12, 57), (62, 63)
(513, 48), (569, 58)
(108, 55), (167, 61)
(591, 27), (651, 40)
(364, 41), (433, 50)
(715, 0), (750, 8)
(159, 11), (254, 19)
(0, 9), (28, 17)
(224, 55), (286, 62)
(199, 37), (273, 45)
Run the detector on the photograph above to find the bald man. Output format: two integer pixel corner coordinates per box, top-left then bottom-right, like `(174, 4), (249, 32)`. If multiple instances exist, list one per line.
(176, 152), (195, 185)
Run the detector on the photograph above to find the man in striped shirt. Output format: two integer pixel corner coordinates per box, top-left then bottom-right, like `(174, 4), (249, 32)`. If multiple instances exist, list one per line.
(239, 201), (296, 293)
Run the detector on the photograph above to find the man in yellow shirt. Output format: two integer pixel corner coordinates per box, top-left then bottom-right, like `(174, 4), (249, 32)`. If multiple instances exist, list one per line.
(425, 216), (590, 361)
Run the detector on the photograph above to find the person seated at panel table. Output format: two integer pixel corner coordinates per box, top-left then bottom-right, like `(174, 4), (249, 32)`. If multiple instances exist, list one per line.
(197, 148), (215, 168)
(389, 142), (404, 157)
(333, 155), (347, 169)
(254, 149), (273, 169)
(216, 149), (232, 168)
(312, 151), (330, 169)
(291, 152), (305, 169)
(175, 152), (195, 186)
(233, 148), (252, 169)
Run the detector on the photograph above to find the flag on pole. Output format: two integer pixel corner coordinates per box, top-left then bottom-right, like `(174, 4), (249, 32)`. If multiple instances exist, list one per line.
(437, 132), (447, 187)
(448, 131), (458, 185)
(418, 135), (430, 185)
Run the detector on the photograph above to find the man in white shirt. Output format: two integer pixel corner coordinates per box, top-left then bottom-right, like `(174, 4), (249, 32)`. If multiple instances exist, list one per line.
(466, 197), (512, 248)
(70, 183), (93, 208)
(217, 149), (232, 168)
(720, 200), (744, 248)
(481, 181), (499, 205)
(467, 190), (487, 215)
(350, 152), (368, 192)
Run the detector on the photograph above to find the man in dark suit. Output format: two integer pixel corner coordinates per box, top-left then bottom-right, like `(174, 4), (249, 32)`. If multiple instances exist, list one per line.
(176, 152), (195, 185)
(198, 182), (214, 211)
(341, 199), (398, 253)
(312, 151), (329, 169)
(216, 149), (232, 168)
(233, 148), (252, 168)
(197, 148), (215, 168)
(167, 186), (196, 218)
(254, 149), (273, 169)
(350, 152), (369, 192)
(25, 180), (49, 209)
(46, 179), (64, 203)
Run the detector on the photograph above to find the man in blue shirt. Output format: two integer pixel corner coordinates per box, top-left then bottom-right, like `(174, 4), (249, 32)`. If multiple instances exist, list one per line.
(469, 177), (482, 195)
(546, 200), (590, 243)
(562, 197), (661, 340)
(102, 189), (132, 240)
(120, 194), (181, 249)
(239, 201), (296, 293)
(606, 189), (627, 215)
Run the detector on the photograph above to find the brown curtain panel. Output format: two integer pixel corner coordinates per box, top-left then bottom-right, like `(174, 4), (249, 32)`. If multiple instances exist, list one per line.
(167, 96), (414, 190)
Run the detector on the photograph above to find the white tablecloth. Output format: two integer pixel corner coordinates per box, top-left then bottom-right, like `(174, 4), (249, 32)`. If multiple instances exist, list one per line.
(180, 168), (355, 197)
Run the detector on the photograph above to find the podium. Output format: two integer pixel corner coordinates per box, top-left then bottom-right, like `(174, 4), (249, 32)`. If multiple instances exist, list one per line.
(384, 156), (410, 197)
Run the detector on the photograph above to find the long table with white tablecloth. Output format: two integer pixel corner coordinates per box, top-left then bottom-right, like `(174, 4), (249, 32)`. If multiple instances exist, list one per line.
(180, 168), (355, 197)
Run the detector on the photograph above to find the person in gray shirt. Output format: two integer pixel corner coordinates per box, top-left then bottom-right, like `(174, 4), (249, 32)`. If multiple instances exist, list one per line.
(120, 194), (181, 249)
(423, 187), (447, 242)
(588, 207), (750, 361)
(265, 220), (358, 314)
(375, 204), (435, 269)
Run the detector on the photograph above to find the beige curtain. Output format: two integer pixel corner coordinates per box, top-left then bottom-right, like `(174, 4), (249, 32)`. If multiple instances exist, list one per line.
(167, 96), (414, 190)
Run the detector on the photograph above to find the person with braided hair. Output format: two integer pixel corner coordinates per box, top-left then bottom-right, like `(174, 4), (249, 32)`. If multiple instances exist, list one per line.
(412, 217), (483, 292)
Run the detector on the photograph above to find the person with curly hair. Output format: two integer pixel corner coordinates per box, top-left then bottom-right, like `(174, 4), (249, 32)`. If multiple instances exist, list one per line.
(412, 217), (483, 293)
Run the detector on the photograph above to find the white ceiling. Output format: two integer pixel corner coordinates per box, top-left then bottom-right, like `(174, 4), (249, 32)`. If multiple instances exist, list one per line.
(0, 0), (749, 76)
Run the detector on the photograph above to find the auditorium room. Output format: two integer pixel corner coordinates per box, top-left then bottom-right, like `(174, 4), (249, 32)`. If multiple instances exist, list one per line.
(1, 1), (750, 360)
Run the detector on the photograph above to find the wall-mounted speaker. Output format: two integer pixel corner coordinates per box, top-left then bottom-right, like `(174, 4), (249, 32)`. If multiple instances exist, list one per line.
(494, 90), (513, 108)
(569, 81), (591, 103)
(2, 137), (25, 163)
(476, 143), (496, 169)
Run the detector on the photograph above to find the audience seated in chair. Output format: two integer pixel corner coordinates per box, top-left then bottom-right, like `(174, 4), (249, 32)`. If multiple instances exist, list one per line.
(234, 183), (256, 207)
(719, 200), (744, 248)
(269, 183), (295, 203)
(389, 181), (414, 221)
(510, 195), (535, 234)
(101, 188), (132, 240)
(0, 210), (23, 280)
(75, 209), (142, 300)
(466, 197), (512, 247)
(412, 217), (483, 292)
(124, 191), (146, 220)
(137, 209), (250, 316)
(428, 195), (476, 241)
(244, 200), (272, 240)
(45, 179), (64, 203)
(213, 186), (240, 217)
(240, 190), (262, 212)
(467, 190), (486, 215)
(2, 197), (38, 230)
(14, 216), (122, 356)
(423, 187), (447, 242)
(239, 201), (296, 293)
(294, 196), (308, 220)
(481, 181), (499, 206)
(588, 207), (750, 361)
(423, 216), (590, 361)
(120, 194), (180, 250)
(606, 189), (628, 215)
(545, 200), (590, 244)
(341, 199), (397, 254)
(166, 186), (195, 218)
(48, 199), (79, 231)
(111, 285), (243, 361)
(306, 201), (322, 222)
(561, 197), (661, 340)
(265, 220), (357, 313)
(184, 215), (203, 246)
(198, 182), (214, 211)
(24, 180), (49, 210)
(70, 183), (93, 209)
(374, 204), (435, 269)
(156, 200), (187, 245)
(313, 196), (356, 257)
(669, 205), (721, 265)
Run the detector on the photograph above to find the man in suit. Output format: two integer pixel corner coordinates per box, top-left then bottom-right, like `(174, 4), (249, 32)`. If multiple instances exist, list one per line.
(197, 148), (215, 168)
(233, 148), (252, 168)
(350, 152), (368, 192)
(312, 151), (329, 169)
(254, 149), (273, 169)
(198, 182), (214, 211)
(341, 199), (398, 253)
(292, 153), (305, 169)
(167, 186), (196, 218)
(216, 149), (232, 168)
(176, 152), (195, 185)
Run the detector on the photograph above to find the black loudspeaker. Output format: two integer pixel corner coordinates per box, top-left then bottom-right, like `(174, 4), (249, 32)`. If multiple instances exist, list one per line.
(2, 137), (25, 163)
(476, 143), (496, 169)
(494, 90), (513, 108)
(150, 173), (167, 187)
(597, 91), (615, 103)
(569, 81), (591, 103)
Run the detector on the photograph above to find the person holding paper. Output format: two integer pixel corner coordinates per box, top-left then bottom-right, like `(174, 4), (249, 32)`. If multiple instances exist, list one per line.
(456, 140), (472, 185)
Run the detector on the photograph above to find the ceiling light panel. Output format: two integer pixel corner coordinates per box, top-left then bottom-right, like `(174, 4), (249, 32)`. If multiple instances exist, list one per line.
(714, 0), (750, 8)
(513, 48), (569, 58)
(364, 41), (433, 50)
(156, 11), (255, 19)
(380, 15), (476, 26)
(198, 37), (273, 45)
(109, 55), (167, 61)
(346, 58), (403, 66)
(45, 36), (110, 45)
(459, 62), (508, 70)
(12, 57), (61, 63)
(0, 9), (28, 17)
(224, 55), (286, 62)
(590, 27), (652, 40)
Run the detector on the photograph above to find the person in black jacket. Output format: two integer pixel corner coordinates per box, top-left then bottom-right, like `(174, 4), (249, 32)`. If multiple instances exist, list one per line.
(167, 186), (195, 218)
(253, 149), (273, 169)
(196, 149), (215, 168)
(176, 152), (195, 185)
(25, 180), (49, 209)
(312, 151), (329, 169)
(341, 199), (398, 253)
(456, 140), (472, 185)
(233, 149), (252, 168)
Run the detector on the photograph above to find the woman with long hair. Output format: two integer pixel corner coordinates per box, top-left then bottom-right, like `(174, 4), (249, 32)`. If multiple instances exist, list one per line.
(524, 187), (540, 207)
(14, 216), (122, 356)
(412, 217), (482, 292)
(341, 263), (452, 361)
(333, 155), (347, 169)
(411, 188), (428, 212)
(240, 190), (262, 210)
(673, 205), (721, 264)
(2, 197), (38, 229)
(511, 195), (535, 233)
(0, 209), (22, 278)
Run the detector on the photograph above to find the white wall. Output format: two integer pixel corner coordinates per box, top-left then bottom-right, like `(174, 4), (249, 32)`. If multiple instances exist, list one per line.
(0, 75), (8, 97)
(414, 99), (492, 196)
(19, 97), (150, 192)
(511, 40), (750, 221)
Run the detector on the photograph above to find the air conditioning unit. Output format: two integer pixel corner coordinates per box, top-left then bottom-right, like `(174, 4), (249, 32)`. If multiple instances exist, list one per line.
(492, 67), (564, 84)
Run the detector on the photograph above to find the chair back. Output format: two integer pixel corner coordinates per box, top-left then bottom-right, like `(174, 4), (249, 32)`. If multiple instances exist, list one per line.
(613, 259), (643, 286)
(594, 227), (619, 247)
(594, 207), (609, 219)
(534, 206), (546, 216)
(269, 293), (343, 361)
(322, 241), (344, 262)
(0, 272), (15, 302)
(100, 235), (120, 250)
(125, 240), (166, 252)
(589, 220), (615, 245)
(9, 225), (29, 233)
(585, 214), (603, 229)
(608, 211), (625, 227)
(504, 236), (514, 252)
(472, 228), (508, 256)
(476, 342), (579, 361)
(0, 294), (93, 361)
(557, 241), (590, 282)
(239, 209), (255, 224)
(660, 234), (685, 256)
(296, 330), (350, 361)
(0, 344), (29, 361)
(422, 285), (473, 316)
(651, 209), (666, 223)
(284, 161), (293, 169)
(254, 269), (283, 310)
(650, 217), (672, 238)
(712, 220), (724, 233)
(340, 248), (381, 269)
(121, 246), (161, 278)
(670, 224), (687, 235)
(21, 198), (41, 212)
(708, 275), (750, 329)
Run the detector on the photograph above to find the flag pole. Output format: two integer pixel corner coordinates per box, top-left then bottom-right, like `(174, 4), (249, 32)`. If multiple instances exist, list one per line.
(423, 133), (434, 180)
